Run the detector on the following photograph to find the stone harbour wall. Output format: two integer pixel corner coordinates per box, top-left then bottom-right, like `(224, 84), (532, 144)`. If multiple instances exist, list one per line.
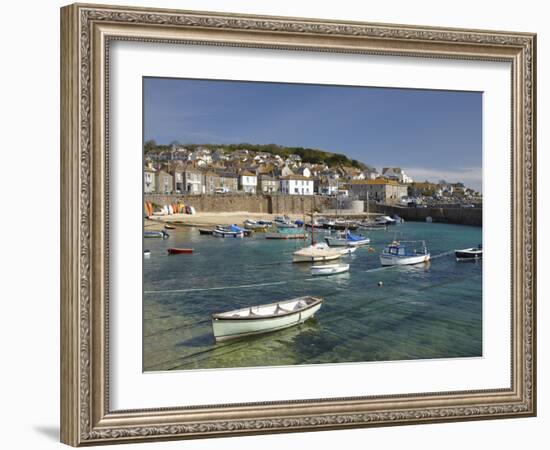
(144, 193), (332, 215)
(372, 203), (482, 226)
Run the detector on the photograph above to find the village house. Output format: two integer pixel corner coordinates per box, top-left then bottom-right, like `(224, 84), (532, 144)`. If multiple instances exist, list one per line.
(171, 169), (184, 193)
(239, 171), (258, 193)
(182, 166), (203, 194)
(154, 170), (173, 194)
(382, 167), (413, 184)
(316, 177), (339, 196)
(215, 171), (239, 192)
(296, 166), (312, 178)
(279, 174), (314, 195)
(258, 175), (279, 193)
(203, 171), (223, 194)
(144, 167), (156, 193)
(346, 179), (408, 205)
(362, 167), (379, 180)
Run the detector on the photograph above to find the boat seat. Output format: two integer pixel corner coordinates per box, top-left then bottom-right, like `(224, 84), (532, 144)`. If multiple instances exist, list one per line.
(275, 304), (291, 314)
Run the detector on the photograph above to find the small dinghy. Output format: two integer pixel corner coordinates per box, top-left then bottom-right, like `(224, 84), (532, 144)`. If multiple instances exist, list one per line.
(310, 263), (350, 276)
(164, 224), (176, 230)
(198, 228), (214, 235)
(211, 296), (323, 341)
(143, 250), (151, 258)
(455, 244), (482, 260)
(144, 230), (169, 239)
(167, 248), (193, 255)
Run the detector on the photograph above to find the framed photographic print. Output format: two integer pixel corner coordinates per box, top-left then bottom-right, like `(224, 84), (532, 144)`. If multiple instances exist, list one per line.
(60, 3), (536, 446)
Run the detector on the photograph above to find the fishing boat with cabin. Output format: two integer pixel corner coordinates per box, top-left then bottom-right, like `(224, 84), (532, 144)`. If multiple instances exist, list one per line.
(380, 240), (430, 266)
(211, 296), (323, 341)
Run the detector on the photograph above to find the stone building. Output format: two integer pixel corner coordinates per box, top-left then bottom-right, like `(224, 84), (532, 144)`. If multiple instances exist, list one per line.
(346, 179), (408, 205)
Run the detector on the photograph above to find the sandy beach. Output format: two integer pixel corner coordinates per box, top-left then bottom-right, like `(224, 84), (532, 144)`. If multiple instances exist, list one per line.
(144, 212), (304, 230)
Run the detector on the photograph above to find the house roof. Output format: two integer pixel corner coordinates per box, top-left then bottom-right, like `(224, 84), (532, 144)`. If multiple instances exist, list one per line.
(347, 179), (400, 186)
(279, 174), (313, 181)
(239, 171), (256, 177)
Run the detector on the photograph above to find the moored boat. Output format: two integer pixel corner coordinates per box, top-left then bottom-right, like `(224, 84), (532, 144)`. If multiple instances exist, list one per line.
(380, 240), (430, 266)
(144, 230), (169, 239)
(198, 228), (214, 235)
(358, 222), (387, 231)
(455, 245), (482, 260)
(164, 224), (176, 230)
(293, 244), (342, 263)
(211, 296), (323, 341)
(375, 215), (396, 225)
(243, 219), (269, 231)
(310, 263), (350, 276)
(265, 227), (307, 239)
(325, 231), (370, 247)
(167, 247), (193, 255)
(143, 250), (151, 258)
(213, 224), (245, 238)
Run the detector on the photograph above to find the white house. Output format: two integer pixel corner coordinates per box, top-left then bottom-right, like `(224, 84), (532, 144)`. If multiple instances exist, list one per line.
(382, 167), (413, 184)
(144, 167), (156, 193)
(239, 171), (257, 193)
(296, 166), (312, 178)
(279, 175), (314, 195)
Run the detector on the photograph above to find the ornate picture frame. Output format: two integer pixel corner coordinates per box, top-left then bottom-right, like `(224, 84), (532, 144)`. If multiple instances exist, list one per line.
(60, 3), (536, 446)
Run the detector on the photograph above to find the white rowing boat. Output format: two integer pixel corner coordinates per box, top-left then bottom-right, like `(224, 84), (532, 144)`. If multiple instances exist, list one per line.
(310, 263), (350, 276)
(211, 296), (323, 341)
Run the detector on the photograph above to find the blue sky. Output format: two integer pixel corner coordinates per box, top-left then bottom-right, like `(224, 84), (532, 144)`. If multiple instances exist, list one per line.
(144, 77), (482, 190)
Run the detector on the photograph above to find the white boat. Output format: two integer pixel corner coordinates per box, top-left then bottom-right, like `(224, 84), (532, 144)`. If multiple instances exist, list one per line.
(340, 246), (357, 255)
(293, 242), (342, 263)
(325, 231), (370, 247)
(310, 263), (350, 276)
(143, 250), (151, 258)
(358, 222), (387, 231)
(380, 240), (430, 266)
(243, 219), (269, 231)
(455, 245), (483, 260)
(213, 224), (244, 238)
(144, 230), (169, 239)
(211, 296), (323, 341)
(375, 215), (396, 225)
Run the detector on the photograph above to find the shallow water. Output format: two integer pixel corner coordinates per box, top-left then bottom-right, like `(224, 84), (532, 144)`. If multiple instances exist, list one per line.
(143, 222), (482, 371)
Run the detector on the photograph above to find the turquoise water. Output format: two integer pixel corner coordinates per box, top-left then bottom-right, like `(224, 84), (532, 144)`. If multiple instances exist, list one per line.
(143, 222), (482, 371)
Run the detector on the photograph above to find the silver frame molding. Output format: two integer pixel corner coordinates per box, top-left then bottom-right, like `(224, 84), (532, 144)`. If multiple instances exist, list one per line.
(60, 3), (536, 446)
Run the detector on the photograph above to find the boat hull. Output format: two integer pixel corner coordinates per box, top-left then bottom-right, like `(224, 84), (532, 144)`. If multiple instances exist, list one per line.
(265, 232), (307, 239)
(380, 253), (430, 266)
(325, 237), (370, 247)
(311, 264), (349, 276)
(212, 301), (322, 341)
(455, 249), (482, 260)
(292, 252), (341, 263)
(167, 248), (193, 254)
(213, 230), (244, 238)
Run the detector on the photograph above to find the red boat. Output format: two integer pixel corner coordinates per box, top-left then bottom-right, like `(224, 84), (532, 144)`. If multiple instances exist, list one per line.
(167, 248), (193, 255)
